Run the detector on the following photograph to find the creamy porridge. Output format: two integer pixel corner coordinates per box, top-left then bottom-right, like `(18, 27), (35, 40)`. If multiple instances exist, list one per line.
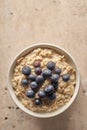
(12, 48), (76, 112)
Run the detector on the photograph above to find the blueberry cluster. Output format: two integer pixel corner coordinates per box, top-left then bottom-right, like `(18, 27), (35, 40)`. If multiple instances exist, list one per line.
(21, 60), (70, 106)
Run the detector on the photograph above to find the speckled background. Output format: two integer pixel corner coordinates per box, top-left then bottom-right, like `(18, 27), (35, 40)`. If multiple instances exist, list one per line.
(0, 0), (87, 130)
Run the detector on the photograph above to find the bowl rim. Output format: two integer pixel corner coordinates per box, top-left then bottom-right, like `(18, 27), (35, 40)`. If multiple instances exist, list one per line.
(7, 43), (80, 118)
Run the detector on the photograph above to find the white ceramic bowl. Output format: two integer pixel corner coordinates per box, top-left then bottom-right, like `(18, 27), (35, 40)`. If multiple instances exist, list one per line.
(7, 43), (80, 118)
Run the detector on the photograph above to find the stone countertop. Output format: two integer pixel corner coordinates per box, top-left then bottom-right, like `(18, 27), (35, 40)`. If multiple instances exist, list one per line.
(0, 0), (87, 130)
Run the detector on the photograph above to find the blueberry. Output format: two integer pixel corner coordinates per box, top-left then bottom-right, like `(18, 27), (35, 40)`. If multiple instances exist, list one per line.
(48, 93), (56, 100)
(21, 79), (28, 85)
(62, 74), (70, 82)
(54, 68), (61, 74)
(26, 89), (35, 98)
(28, 74), (36, 81)
(30, 81), (38, 90)
(34, 60), (41, 67)
(47, 61), (55, 70)
(22, 66), (31, 75)
(42, 69), (52, 79)
(50, 74), (59, 82)
(52, 81), (58, 89)
(36, 75), (44, 84)
(44, 84), (54, 94)
(38, 90), (46, 98)
(35, 67), (42, 75)
(35, 98), (42, 105)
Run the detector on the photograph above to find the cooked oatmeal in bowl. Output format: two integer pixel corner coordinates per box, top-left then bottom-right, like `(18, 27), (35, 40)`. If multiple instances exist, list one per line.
(8, 43), (80, 118)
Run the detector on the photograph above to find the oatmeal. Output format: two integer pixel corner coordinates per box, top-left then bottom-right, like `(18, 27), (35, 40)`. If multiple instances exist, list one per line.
(12, 48), (76, 112)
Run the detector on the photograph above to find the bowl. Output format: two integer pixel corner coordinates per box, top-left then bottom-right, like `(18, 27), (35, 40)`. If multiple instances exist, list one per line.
(7, 43), (80, 118)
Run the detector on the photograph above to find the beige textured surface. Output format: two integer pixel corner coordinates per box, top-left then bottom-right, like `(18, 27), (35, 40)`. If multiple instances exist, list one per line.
(0, 0), (87, 130)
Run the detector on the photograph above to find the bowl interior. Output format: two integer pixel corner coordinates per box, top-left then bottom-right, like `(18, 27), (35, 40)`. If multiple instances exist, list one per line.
(8, 43), (80, 118)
